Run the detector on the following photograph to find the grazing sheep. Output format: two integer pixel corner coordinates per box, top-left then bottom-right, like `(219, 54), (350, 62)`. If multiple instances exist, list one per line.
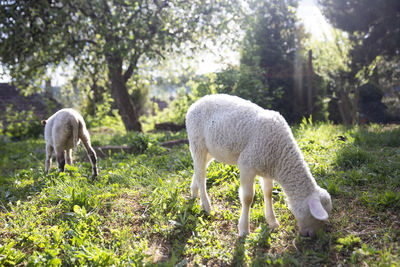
(186, 94), (332, 237)
(42, 108), (98, 179)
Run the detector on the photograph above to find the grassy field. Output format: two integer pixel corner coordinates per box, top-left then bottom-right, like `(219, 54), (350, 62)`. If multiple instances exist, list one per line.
(0, 121), (399, 266)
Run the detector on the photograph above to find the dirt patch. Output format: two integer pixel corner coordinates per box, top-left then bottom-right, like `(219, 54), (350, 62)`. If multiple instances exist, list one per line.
(147, 236), (172, 263)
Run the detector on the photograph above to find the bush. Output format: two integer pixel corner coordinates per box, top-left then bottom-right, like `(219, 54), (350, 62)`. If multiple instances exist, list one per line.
(110, 132), (152, 154)
(87, 109), (125, 134)
(2, 105), (43, 140)
(335, 146), (374, 169)
(359, 83), (392, 123)
(194, 65), (328, 123)
(141, 90), (195, 131)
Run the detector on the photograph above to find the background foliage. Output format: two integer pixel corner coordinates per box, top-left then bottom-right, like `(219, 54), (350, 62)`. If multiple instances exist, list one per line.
(1, 0), (399, 127)
(0, 0), (241, 131)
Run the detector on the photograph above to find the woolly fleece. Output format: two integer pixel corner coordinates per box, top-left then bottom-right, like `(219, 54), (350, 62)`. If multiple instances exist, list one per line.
(43, 108), (98, 178)
(186, 94), (332, 237)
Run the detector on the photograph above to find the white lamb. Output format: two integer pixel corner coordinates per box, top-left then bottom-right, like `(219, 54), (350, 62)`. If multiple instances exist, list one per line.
(186, 94), (332, 237)
(42, 108), (98, 179)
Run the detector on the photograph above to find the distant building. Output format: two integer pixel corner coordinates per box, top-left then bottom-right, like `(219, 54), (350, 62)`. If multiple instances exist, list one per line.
(150, 97), (168, 115)
(0, 83), (61, 127)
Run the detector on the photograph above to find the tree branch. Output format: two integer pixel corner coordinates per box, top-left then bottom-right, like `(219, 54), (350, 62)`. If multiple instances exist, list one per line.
(123, 61), (136, 82)
(65, 2), (97, 20)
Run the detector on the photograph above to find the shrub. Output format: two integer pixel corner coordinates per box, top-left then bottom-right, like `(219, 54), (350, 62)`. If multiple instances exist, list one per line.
(336, 234), (362, 253)
(335, 146), (374, 168)
(141, 91), (195, 131)
(354, 126), (400, 147)
(2, 105), (43, 139)
(109, 132), (152, 154)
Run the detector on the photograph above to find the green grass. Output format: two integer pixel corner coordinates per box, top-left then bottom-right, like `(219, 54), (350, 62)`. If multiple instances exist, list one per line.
(0, 122), (399, 266)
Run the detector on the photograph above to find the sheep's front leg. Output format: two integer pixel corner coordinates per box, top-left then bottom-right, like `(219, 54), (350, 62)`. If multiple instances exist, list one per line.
(45, 144), (53, 174)
(261, 177), (279, 229)
(238, 168), (256, 237)
(190, 145), (212, 213)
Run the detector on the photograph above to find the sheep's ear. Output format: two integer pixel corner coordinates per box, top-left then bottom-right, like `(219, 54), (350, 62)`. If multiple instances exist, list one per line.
(41, 120), (47, 126)
(308, 197), (329, 221)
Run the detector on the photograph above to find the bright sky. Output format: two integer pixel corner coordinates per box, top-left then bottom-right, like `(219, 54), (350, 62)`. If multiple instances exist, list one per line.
(0, 66), (10, 83)
(0, 0), (331, 83)
(196, 0), (332, 74)
(195, 47), (239, 75)
(297, 0), (332, 40)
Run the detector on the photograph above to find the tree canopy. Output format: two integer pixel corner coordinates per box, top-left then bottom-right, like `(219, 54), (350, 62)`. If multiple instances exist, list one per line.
(215, 0), (326, 122)
(317, 0), (400, 124)
(318, 0), (400, 66)
(0, 0), (239, 131)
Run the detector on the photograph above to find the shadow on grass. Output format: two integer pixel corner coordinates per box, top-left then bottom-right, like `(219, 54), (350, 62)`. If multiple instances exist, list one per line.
(155, 198), (204, 264)
(329, 125), (400, 212)
(244, 230), (332, 266)
(352, 125), (400, 148)
(0, 165), (98, 214)
(293, 125), (400, 265)
(0, 168), (48, 206)
(231, 237), (247, 266)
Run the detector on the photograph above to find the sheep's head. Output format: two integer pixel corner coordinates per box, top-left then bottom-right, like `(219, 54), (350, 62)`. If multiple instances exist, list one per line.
(295, 188), (332, 237)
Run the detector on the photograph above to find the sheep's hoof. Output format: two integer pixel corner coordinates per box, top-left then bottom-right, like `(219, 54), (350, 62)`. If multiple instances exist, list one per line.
(238, 229), (249, 238)
(267, 220), (279, 230)
(300, 228), (316, 237)
(200, 203), (211, 214)
(200, 199), (211, 214)
(190, 188), (199, 199)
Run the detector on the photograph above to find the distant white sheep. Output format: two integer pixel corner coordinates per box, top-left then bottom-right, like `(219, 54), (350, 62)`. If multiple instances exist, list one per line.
(186, 94), (332, 237)
(42, 108), (98, 179)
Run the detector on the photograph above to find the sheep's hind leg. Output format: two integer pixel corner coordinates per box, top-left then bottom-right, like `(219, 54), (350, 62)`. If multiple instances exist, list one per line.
(190, 144), (212, 213)
(261, 177), (279, 229)
(66, 149), (73, 166)
(80, 135), (98, 178)
(45, 144), (53, 174)
(55, 147), (66, 172)
(87, 146), (98, 178)
(238, 167), (256, 237)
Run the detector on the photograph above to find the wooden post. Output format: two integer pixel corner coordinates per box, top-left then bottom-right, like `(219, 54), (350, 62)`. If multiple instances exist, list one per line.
(307, 49), (313, 116)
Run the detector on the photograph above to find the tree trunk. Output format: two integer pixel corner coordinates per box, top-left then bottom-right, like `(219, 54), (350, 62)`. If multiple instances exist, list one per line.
(337, 87), (354, 125)
(337, 83), (361, 125)
(107, 56), (142, 132)
(87, 81), (99, 116)
(351, 85), (360, 124)
(338, 98), (353, 125)
(293, 49), (303, 116)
